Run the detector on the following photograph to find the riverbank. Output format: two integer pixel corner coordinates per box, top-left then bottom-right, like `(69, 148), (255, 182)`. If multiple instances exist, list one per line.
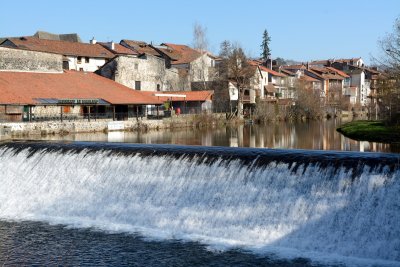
(337, 121), (400, 144)
(0, 113), (231, 142)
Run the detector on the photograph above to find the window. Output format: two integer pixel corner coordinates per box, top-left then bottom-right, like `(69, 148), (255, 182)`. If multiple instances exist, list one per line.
(85, 57), (89, 63)
(157, 84), (161, 91)
(134, 63), (139, 70)
(135, 81), (141, 90)
(77, 56), (82, 64)
(79, 68), (84, 71)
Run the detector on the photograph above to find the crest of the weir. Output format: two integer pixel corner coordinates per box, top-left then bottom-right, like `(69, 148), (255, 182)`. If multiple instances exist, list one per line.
(0, 141), (399, 263)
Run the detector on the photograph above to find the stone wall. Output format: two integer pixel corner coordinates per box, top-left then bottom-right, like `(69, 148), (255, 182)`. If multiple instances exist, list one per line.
(99, 54), (181, 91)
(0, 114), (227, 140)
(0, 46), (63, 73)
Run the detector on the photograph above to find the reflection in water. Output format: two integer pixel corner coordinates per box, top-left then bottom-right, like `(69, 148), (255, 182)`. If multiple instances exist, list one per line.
(19, 119), (399, 153)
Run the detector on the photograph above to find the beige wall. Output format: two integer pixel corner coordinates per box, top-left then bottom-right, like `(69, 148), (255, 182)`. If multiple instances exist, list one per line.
(0, 46), (63, 73)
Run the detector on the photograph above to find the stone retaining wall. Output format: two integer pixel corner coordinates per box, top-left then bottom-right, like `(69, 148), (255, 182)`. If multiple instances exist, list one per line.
(0, 114), (227, 141)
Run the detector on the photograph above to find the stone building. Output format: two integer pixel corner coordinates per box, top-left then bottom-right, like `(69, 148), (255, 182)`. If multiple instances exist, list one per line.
(155, 43), (217, 86)
(0, 37), (114, 72)
(0, 46), (62, 73)
(97, 53), (182, 91)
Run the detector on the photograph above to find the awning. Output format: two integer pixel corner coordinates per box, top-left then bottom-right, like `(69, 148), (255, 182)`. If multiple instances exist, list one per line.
(265, 84), (277, 93)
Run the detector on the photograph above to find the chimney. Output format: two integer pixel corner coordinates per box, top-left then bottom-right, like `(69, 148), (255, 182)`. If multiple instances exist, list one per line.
(306, 62), (309, 70)
(90, 37), (97, 44)
(106, 42), (115, 50)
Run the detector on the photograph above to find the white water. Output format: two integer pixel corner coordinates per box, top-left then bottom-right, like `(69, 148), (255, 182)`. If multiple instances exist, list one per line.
(0, 146), (399, 266)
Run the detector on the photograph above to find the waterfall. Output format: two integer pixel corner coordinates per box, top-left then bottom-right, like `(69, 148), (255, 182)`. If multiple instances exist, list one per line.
(0, 142), (399, 266)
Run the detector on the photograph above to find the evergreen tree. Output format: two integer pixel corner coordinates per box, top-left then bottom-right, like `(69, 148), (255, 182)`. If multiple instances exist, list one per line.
(260, 29), (271, 61)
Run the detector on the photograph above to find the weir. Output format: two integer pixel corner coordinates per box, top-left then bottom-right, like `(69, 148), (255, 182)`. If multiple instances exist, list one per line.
(0, 141), (399, 265)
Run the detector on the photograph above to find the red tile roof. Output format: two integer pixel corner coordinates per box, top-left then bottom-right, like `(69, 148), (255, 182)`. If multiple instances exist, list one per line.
(299, 75), (319, 82)
(120, 40), (161, 57)
(326, 67), (350, 78)
(99, 42), (138, 55)
(259, 65), (286, 77)
(310, 67), (345, 80)
(282, 64), (306, 70)
(159, 43), (202, 65)
(280, 69), (296, 76)
(0, 71), (162, 105)
(3, 37), (114, 58)
(142, 90), (213, 102)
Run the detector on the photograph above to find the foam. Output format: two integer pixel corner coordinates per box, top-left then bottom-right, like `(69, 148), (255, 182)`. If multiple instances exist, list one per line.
(0, 146), (399, 266)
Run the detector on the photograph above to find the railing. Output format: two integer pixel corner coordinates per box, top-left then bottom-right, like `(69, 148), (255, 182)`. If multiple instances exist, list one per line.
(0, 108), (219, 123)
(26, 112), (147, 122)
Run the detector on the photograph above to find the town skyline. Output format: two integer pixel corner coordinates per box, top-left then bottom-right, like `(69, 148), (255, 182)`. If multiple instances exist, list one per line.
(1, 0), (399, 64)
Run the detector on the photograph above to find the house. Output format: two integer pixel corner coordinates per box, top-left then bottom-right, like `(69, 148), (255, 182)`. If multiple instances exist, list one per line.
(310, 58), (364, 68)
(330, 61), (373, 107)
(282, 64), (327, 103)
(0, 37), (114, 72)
(261, 66), (288, 99)
(155, 43), (217, 85)
(0, 70), (162, 122)
(248, 60), (268, 99)
(97, 53), (181, 92)
(309, 57), (373, 107)
(307, 67), (345, 109)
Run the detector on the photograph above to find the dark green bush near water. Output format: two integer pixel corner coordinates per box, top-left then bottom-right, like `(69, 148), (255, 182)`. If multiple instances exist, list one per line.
(337, 121), (400, 143)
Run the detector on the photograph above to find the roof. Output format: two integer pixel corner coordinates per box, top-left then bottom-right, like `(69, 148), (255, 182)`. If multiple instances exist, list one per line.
(310, 67), (345, 80)
(33, 31), (82, 43)
(310, 60), (330, 66)
(159, 43), (202, 65)
(259, 65), (286, 77)
(120, 40), (161, 57)
(282, 64), (306, 70)
(326, 67), (350, 78)
(280, 69), (296, 76)
(0, 71), (162, 105)
(311, 58), (362, 66)
(142, 90), (213, 102)
(299, 75), (319, 82)
(99, 42), (138, 55)
(265, 84), (277, 93)
(2, 37), (114, 58)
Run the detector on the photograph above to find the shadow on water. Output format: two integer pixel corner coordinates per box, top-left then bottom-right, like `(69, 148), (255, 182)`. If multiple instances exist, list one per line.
(0, 221), (329, 267)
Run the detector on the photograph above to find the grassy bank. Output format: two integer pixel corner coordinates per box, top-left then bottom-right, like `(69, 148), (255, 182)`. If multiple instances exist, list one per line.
(337, 121), (400, 143)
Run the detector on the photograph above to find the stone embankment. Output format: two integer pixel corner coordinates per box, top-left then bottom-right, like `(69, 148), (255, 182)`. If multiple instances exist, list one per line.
(0, 114), (228, 141)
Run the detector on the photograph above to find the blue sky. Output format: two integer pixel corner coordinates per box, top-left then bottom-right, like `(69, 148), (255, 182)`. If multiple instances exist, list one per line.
(1, 0), (399, 64)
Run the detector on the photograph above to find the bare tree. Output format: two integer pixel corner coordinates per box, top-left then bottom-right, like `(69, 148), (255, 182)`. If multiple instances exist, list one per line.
(221, 43), (254, 117)
(376, 16), (400, 124)
(192, 22), (210, 89)
(292, 79), (324, 119)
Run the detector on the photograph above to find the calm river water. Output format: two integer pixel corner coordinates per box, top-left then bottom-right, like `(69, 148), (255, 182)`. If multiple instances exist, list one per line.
(21, 119), (400, 153)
